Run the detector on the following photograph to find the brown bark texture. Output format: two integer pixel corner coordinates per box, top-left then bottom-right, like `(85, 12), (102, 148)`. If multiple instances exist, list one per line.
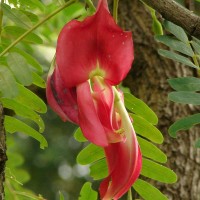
(0, 104), (6, 200)
(118, 1), (200, 200)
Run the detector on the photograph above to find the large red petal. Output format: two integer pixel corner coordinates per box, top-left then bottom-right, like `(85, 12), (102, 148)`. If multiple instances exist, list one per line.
(56, 0), (133, 88)
(46, 66), (79, 124)
(77, 81), (108, 147)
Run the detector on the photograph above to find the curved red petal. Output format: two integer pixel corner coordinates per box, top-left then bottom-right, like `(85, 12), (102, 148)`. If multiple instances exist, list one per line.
(92, 77), (114, 130)
(92, 78), (125, 143)
(46, 76), (68, 121)
(77, 81), (108, 147)
(100, 95), (141, 199)
(46, 66), (79, 124)
(56, 0), (133, 88)
(100, 135), (141, 199)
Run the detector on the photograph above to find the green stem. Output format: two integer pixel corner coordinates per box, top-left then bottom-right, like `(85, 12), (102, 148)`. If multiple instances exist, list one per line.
(192, 54), (199, 68)
(86, 0), (96, 12)
(0, 0), (4, 41)
(127, 188), (133, 200)
(113, 0), (119, 23)
(0, 0), (75, 57)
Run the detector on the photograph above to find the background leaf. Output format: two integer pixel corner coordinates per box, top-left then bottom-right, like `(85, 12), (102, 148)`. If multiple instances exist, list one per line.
(130, 114), (163, 144)
(74, 128), (87, 142)
(15, 84), (47, 113)
(78, 182), (97, 200)
(168, 77), (200, 91)
(141, 158), (177, 183)
(124, 93), (158, 125)
(1, 98), (45, 132)
(158, 49), (197, 68)
(155, 35), (193, 56)
(0, 65), (18, 98)
(4, 116), (48, 149)
(138, 136), (167, 163)
(3, 26), (43, 44)
(168, 113), (200, 138)
(77, 144), (104, 165)
(133, 179), (168, 200)
(2, 4), (32, 28)
(7, 52), (33, 86)
(168, 91), (200, 105)
(12, 48), (43, 73)
(89, 159), (108, 180)
(163, 20), (188, 43)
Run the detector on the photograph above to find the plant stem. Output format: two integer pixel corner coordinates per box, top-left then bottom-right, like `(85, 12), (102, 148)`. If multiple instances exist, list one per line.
(127, 188), (133, 200)
(86, 0), (96, 12)
(113, 0), (119, 23)
(0, 0), (4, 41)
(0, 0), (75, 57)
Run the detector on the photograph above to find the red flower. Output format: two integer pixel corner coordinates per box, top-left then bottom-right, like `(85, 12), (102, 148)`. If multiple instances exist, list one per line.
(46, 0), (142, 199)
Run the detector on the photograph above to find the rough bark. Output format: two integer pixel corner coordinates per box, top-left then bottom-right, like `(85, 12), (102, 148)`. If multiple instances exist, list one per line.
(119, 1), (200, 199)
(0, 104), (6, 200)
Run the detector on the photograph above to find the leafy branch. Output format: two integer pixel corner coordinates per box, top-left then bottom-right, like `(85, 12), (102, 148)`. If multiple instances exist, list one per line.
(0, 0), (75, 57)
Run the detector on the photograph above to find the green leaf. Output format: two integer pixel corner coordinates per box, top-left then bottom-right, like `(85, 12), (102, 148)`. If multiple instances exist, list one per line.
(130, 114), (163, 144)
(124, 93), (158, 125)
(18, 0), (45, 11)
(77, 144), (104, 165)
(163, 20), (188, 43)
(1, 98), (45, 133)
(11, 169), (30, 184)
(3, 26), (43, 44)
(151, 14), (163, 35)
(168, 113), (200, 138)
(74, 128), (87, 142)
(4, 115), (48, 149)
(133, 179), (168, 200)
(168, 91), (200, 105)
(155, 35), (193, 56)
(141, 158), (177, 183)
(90, 158), (108, 180)
(12, 48), (43, 73)
(7, 52), (32, 86)
(15, 84), (47, 113)
(145, 5), (163, 35)
(78, 182), (98, 200)
(7, 152), (24, 168)
(168, 77), (200, 91)
(20, 10), (39, 23)
(195, 139), (200, 148)
(138, 136), (167, 163)
(0, 65), (18, 98)
(2, 4), (32, 28)
(32, 72), (46, 88)
(63, 3), (87, 22)
(158, 49), (197, 68)
(191, 40), (200, 55)
(59, 191), (65, 200)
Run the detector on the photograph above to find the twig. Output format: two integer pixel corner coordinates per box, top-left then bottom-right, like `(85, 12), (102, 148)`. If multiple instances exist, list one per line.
(141, 0), (200, 39)
(0, 0), (75, 57)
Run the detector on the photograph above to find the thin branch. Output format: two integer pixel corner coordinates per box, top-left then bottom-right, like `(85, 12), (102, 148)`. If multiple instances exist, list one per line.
(142, 0), (200, 39)
(0, 0), (4, 40)
(113, 0), (119, 23)
(0, 0), (75, 57)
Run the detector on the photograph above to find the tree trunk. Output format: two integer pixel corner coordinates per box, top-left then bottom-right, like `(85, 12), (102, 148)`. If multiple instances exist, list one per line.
(0, 104), (6, 200)
(118, 1), (200, 199)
